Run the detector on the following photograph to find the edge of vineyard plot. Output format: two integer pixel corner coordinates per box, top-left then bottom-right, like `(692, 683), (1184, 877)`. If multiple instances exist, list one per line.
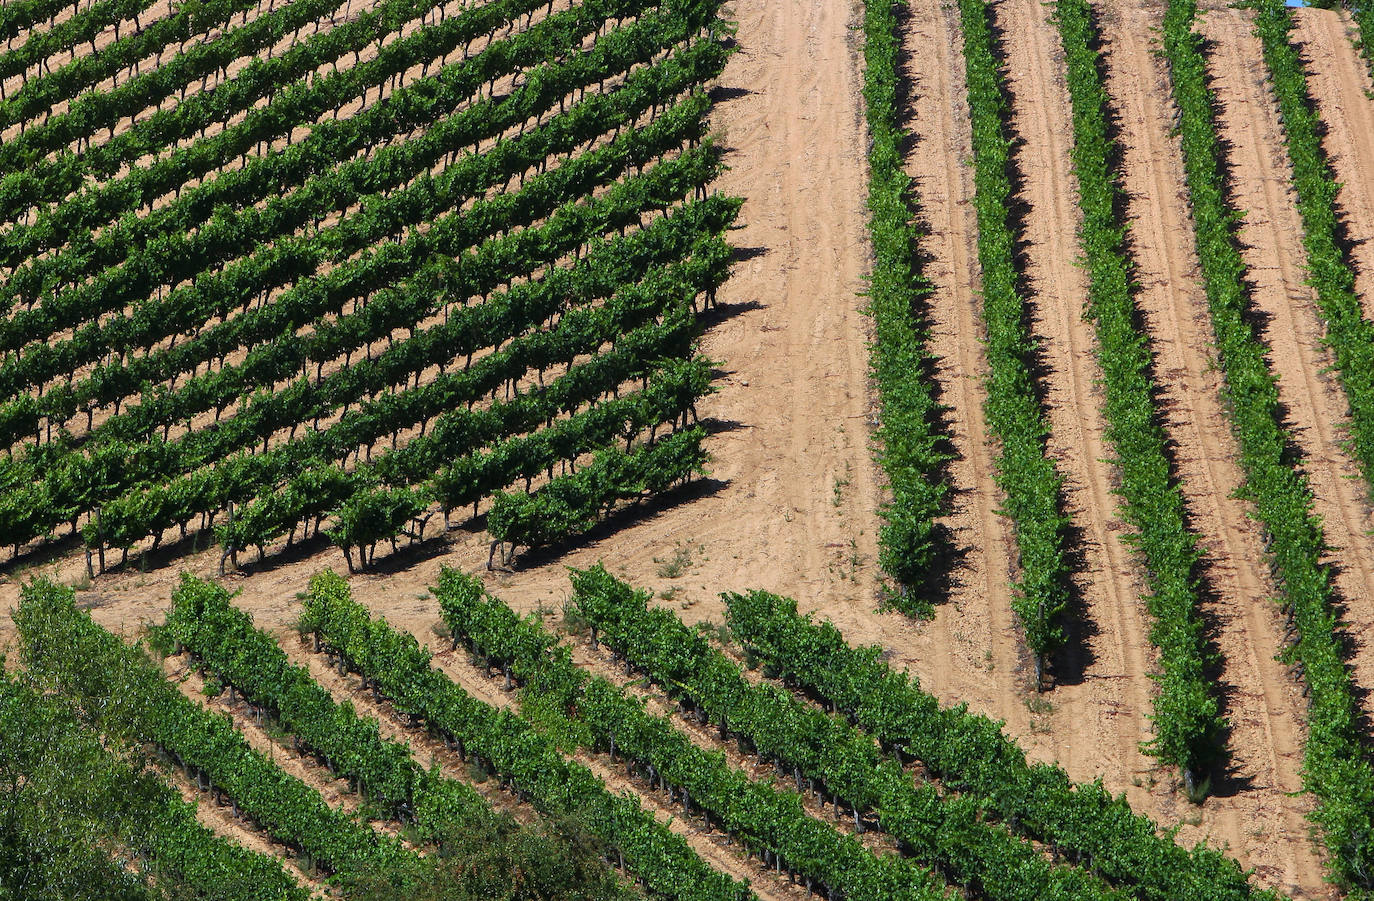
(167, 620), (573, 839)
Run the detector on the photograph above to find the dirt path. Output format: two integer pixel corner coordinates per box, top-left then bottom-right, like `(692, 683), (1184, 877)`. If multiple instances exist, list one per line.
(1095, 4), (1324, 895)
(1199, 0), (1374, 782)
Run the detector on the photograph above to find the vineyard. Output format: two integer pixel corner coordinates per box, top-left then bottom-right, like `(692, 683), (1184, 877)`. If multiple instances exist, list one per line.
(5, 0), (1374, 899)
(0, 0), (736, 574)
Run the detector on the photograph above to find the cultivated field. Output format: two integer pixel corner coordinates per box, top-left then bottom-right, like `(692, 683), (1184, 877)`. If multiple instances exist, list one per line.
(3, 0), (1374, 899)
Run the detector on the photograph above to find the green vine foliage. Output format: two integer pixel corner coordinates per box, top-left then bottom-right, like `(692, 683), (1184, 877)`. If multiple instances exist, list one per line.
(302, 569), (754, 901)
(0, 0), (738, 573)
(161, 572), (635, 901)
(1344, 0), (1374, 76)
(860, 0), (950, 612)
(1250, 0), (1374, 487)
(9, 575), (650, 901)
(435, 565), (948, 901)
(14, 577), (420, 886)
(564, 564), (1127, 901)
(0, 668), (306, 901)
(724, 589), (1278, 901)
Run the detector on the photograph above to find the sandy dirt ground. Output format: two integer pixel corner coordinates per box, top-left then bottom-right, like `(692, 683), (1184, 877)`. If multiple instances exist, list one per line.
(7, 0), (1374, 898)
